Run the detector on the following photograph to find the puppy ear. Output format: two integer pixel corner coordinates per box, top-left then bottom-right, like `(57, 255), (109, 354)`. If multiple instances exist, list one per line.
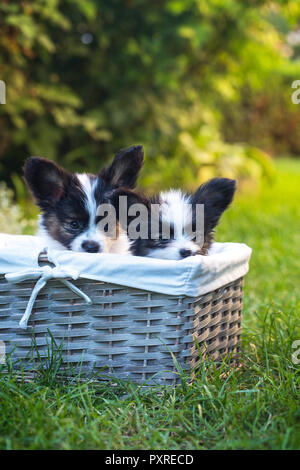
(24, 157), (72, 209)
(105, 145), (144, 189)
(191, 177), (236, 238)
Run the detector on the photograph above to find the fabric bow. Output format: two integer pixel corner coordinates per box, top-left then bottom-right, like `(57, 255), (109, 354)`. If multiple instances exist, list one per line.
(5, 264), (92, 329)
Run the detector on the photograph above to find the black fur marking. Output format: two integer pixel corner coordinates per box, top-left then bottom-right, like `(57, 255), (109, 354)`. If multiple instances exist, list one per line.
(24, 157), (74, 209)
(190, 177), (236, 252)
(107, 189), (175, 257)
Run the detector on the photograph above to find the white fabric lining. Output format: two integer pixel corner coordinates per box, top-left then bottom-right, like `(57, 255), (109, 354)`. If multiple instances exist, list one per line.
(0, 233), (251, 298)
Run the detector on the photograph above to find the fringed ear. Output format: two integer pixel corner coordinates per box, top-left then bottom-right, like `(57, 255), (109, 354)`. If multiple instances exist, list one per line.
(24, 157), (72, 209)
(191, 177), (236, 240)
(104, 145), (144, 189)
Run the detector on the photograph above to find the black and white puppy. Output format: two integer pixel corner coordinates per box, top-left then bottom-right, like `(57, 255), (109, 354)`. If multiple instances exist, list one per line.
(24, 145), (144, 254)
(110, 178), (236, 260)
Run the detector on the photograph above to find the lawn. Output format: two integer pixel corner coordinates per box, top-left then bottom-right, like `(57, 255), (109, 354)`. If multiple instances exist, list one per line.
(0, 159), (300, 450)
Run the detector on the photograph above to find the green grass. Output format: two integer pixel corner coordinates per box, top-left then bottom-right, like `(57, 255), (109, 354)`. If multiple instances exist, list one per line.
(1, 159), (300, 450)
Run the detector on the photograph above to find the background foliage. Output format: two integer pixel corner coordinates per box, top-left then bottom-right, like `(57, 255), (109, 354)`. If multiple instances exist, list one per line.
(0, 0), (300, 204)
(1, 2), (300, 451)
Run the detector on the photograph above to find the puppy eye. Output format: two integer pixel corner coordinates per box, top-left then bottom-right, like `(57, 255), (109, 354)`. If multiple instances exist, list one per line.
(70, 220), (80, 229)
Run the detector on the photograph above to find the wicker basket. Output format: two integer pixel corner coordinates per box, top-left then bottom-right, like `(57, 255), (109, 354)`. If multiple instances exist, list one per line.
(0, 254), (243, 385)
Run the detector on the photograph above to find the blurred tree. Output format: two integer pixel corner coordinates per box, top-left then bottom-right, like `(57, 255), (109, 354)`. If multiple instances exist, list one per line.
(220, 1), (300, 157)
(0, 0), (299, 192)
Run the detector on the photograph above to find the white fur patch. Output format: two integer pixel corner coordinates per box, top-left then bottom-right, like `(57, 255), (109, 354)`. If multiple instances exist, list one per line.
(147, 190), (201, 260)
(71, 173), (130, 254)
(76, 173), (98, 228)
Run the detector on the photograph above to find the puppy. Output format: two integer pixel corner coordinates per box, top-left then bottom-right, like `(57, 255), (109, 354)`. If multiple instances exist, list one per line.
(24, 145), (144, 254)
(110, 178), (236, 260)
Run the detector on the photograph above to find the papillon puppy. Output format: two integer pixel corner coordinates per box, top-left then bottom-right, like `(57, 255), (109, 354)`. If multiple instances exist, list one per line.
(110, 178), (236, 260)
(24, 145), (144, 254)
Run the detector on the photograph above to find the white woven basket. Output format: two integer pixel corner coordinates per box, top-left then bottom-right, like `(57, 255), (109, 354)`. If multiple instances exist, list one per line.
(0, 235), (251, 385)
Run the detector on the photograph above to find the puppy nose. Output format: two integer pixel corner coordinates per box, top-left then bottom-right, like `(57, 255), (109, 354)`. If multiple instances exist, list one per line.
(81, 240), (100, 253)
(179, 248), (192, 259)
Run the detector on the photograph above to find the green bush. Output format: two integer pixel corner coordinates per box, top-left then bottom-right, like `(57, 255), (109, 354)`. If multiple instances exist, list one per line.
(219, 2), (300, 156)
(0, 183), (36, 234)
(140, 124), (275, 192)
(0, 1), (299, 192)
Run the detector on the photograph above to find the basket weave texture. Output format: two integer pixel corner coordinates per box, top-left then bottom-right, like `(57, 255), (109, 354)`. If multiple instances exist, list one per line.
(0, 257), (243, 385)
